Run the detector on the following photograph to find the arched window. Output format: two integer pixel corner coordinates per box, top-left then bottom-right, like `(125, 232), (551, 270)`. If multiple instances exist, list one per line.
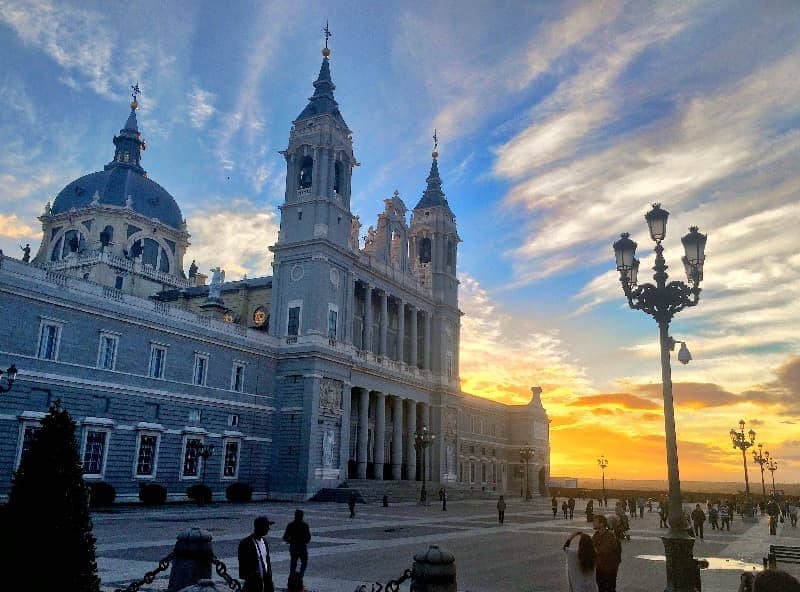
(100, 225), (114, 247)
(133, 238), (170, 273)
(298, 156), (313, 189)
(334, 161), (343, 193)
(52, 229), (84, 260)
(419, 237), (432, 264)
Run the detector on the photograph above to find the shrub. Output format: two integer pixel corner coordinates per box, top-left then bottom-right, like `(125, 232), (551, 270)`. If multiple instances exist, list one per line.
(187, 483), (212, 505)
(226, 481), (253, 502)
(139, 483), (168, 506)
(6, 400), (100, 591)
(88, 481), (116, 507)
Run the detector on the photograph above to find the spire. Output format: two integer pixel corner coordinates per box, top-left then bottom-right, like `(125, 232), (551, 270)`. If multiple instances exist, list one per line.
(414, 130), (449, 210)
(105, 83), (146, 174)
(295, 22), (346, 125)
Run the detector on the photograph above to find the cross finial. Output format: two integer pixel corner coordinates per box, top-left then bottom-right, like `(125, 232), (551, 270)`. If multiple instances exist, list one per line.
(323, 20), (332, 49)
(130, 82), (141, 110)
(433, 129), (438, 151)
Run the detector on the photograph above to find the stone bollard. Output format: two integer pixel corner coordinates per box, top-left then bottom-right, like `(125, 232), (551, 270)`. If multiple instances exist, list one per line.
(411, 544), (456, 592)
(168, 528), (214, 592)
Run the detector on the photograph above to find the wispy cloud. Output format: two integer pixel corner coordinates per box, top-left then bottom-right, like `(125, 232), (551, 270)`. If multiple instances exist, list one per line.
(187, 86), (216, 128)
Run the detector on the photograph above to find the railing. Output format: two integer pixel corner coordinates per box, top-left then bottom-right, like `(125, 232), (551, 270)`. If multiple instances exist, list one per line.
(42, 250), (191, 288)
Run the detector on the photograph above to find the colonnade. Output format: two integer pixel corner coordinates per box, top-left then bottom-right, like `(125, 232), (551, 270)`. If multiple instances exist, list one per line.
(352, 280), (432, 370)
(352, 387), (433, 481)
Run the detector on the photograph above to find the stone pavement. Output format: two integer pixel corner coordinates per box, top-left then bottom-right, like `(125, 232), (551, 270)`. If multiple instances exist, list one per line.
(94, 497), (799, 591)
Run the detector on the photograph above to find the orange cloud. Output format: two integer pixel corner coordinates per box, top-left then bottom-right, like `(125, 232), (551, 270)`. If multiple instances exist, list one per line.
(567, 392), (660, 410)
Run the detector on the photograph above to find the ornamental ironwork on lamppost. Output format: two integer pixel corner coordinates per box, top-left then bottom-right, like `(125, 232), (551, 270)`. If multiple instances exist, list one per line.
(729, 420), (756, 500)
(0, 364), (18, 394)
(414, 426), (435, 504)
(613, 203), (707, 592)
(598, 455), (609, 500)
(767, 457), (778, 493)
(752, 443), (770, 502)
(519, 443), (535, 501)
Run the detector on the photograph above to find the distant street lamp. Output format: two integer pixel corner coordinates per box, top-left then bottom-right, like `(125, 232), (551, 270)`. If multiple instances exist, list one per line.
(519, 443), (535, 501)
(730, 420), (756, 498)
(598, 455), (609, 499)
(0, 364), (18, 394)
(767, 458), (778, 493)
(197, 442), (215, 485)
(414, 426), (435, 504)
(752, 444), (770, 501)
(613, 203), (707, 592)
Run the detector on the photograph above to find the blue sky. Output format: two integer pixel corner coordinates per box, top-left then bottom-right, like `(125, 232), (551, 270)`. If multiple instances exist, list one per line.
(2, 0), (799, 481)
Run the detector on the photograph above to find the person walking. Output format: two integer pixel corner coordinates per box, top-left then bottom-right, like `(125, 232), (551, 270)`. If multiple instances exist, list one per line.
(691, 504), (706, 539)
(637, 497), (645, 519)
(564, 532), (598, 592)
(568, 497), (576, 519)
(708, 503), (719, 530)
(658, 501), (668, 528)
(788, 500), (797, 527)
(562, 500), (569, 519)
(283, 509), (311, 576)
(238, 515), (275, 592)
(497, 495), (506, 524)
(585, 499), (594, 522)
(348, 492), (357, 519)
(720, 501), (731, 531)
(441, 488), (447, 512)
(629, 498), (636, 519)
(592, 514), (622, 592)
(552, 496), (559, 519)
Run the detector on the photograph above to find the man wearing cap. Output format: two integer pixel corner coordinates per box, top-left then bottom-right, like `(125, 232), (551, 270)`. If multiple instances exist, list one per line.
(238, 516), (275, 592)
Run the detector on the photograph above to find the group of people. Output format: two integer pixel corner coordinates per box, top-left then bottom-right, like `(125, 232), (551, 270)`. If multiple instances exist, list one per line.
(552, 496), (577, 519)
(563, 515), (622, 592)
(238, 510), (311, 592)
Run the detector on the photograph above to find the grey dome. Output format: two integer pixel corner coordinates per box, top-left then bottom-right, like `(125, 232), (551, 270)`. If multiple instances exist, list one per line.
(51, 167), (183, 230)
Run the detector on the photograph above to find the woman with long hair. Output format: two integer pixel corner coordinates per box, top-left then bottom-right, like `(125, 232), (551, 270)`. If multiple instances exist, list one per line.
(563, 531), (598, 592)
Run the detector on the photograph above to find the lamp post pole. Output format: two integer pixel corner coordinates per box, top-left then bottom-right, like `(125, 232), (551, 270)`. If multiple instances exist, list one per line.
(598, 455), (608, 500)
(752, 444), (769, 502)
(519, 444), (534, 501)
(729, 420), (756, 517)
(0, 363), (18, 394)
(613, 204), (707, 592)
(197, 443), (215, 486)
(767, 459), (778, 493)
(414, 426), (435, 505)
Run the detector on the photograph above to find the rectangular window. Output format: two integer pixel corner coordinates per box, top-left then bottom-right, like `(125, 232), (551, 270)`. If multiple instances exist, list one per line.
(328, 308), (338, 339)
(135, 434), (159, 477)
(115, 275), (124, 290)
(482, 463), (487, 482)
(193, 354), (208, 386)
(231, 363), (245, 392)
(446, 351), (453, 378)
(222, 440), (240, 479)
(228, 414), (240, 428)
(37, 322), (61, 360)
(97, 334), (119, 370)
(82, 430), (108, 476)
(470, 461), (476, 483)
(287, 305), (301, 336)
(182, 437), (202, 477)
(16, 423), (41, 468)
(148, 345), (166, 378)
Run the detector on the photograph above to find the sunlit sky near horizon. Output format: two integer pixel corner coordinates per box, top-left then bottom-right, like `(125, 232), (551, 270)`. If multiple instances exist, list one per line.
(1, 1), (799, 484)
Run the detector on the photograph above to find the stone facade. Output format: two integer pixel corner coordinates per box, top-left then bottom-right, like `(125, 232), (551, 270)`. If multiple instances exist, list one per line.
(0, 47), (550, 502)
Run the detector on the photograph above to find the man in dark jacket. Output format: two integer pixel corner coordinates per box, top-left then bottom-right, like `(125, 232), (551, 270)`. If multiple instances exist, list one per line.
(592, 514), (622, 592)
(283, 509), (312, 576)
(238, 516), (274, 592)
(691, 504), (706, 539)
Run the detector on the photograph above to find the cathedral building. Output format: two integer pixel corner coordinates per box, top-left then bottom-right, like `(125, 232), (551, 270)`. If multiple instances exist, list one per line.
(0, 44), (550, 501)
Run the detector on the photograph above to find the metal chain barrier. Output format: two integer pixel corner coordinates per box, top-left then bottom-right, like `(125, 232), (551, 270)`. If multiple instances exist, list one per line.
(212, 554), (243, 592)
(353, 568), (412, 592)
(113, 552), (174, 592)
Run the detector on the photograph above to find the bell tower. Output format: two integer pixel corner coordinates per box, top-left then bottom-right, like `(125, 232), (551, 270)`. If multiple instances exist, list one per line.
(409, 134), (461, 382)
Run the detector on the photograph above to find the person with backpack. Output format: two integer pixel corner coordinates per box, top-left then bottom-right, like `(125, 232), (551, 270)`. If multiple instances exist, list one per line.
(592, 514), (622, 592)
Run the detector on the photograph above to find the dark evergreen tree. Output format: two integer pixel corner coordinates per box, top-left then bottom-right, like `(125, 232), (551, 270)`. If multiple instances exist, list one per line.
(4, 400), (100, 591)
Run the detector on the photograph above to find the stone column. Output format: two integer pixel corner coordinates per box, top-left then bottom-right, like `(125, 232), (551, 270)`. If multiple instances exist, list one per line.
(373, 392), (386, 480)
(397, 299), (405, 363)
(410, 306), (418, 368)
(391, 396), (404, 480)
(364, 283), (373, 353)
(339, 383), (353, 475)
(423, 312), (432, 371)
(345, 274), (355, 344)
(405, 399), (417, 480)
(379, 290), (388, 357)
(357, 388), (369, 479)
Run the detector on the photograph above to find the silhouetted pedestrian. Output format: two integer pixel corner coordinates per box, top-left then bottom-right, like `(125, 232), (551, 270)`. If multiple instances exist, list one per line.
(348, 492), (357, 518)
(568, 497), (576, 519)
(283, 509), (311, 576)
(691, 504), (706, 539)
(552, 496), (558, 518)
(592, 514), (621, 592)
(497, 495), (506, 524)
(441, 488), (447, 511)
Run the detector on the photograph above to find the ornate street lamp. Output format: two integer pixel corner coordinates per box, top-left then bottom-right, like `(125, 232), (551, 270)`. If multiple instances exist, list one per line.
(752, 444), (770, 502)
(519, 443), (535, 501)
(730, 419), (756, 500)
(414, 426), (435, 504)
(613, 203), (707, 592)
(767, 458), (778, 493)
(0, 364), (18, 394)
(598, 455), (609, 500)
(197, 442), (215, 485)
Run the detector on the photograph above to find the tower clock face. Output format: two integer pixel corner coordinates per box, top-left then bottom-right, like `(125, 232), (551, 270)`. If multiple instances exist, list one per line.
(253, 308), (267, 327)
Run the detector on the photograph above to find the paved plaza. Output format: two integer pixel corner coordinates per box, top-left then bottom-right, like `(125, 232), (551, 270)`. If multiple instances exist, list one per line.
(96, 497), (799, 592)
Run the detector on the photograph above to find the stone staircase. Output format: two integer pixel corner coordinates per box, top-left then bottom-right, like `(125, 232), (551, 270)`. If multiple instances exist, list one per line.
(311, 479), (506, 504)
